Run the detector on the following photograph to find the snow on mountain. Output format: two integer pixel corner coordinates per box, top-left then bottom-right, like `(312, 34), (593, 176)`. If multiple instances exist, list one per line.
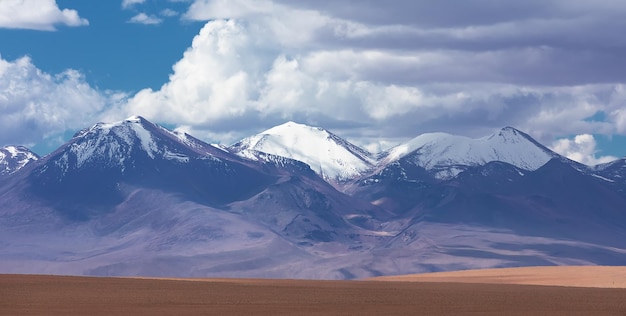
(593, 157), (626, 185)
(380, 127), (558, 179)
(18, 116), (283, 220)
(0, 145), (39, 175)
(231, 121), (375, 182)
(3, 119), (626, 279)
(53, 115), (229, 174)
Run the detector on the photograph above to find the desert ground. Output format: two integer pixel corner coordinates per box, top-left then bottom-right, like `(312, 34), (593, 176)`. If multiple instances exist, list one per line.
(372, 265), (626, 288)
(2, 266), (626, 315)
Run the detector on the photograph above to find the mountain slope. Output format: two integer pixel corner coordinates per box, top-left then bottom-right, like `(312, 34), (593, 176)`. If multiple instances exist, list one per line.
(0, 146), (38, 176)
(231, 121), (375, 183)
(594, 158), (626, 182)
(16, 116), (279, 219)
(0, 117), (391, 279)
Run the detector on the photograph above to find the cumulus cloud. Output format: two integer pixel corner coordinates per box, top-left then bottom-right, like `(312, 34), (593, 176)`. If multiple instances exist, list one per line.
(126, 20), (257, 124)
(128, 13), (163, 25)
(118, 0), (626, 148)
(551, 134), (618, 166)
(124, 19), (429, 129)
(0, 0), (88, 31)
(0, 55), (115, 148)
(183, 0), (626, 86)
(1, 0), (623, 156)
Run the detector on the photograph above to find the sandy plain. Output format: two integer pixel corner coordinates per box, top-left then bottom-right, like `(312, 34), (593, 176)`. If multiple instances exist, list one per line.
(1, 266), (626, 315)
(372, 265), (626, 288)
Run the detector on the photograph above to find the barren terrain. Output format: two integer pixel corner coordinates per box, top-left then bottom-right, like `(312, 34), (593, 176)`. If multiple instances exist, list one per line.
(2, 266), (626, 315)
(372, 266), (626, 288)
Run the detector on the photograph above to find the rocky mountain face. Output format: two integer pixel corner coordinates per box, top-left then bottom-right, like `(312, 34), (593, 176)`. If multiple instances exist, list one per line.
(1, 117), (625, 279)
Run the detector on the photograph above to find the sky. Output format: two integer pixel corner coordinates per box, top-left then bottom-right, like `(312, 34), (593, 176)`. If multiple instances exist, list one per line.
(1, 0), (626, 165)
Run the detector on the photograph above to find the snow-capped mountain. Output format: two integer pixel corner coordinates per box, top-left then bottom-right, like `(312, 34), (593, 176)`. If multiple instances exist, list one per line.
(594, 157), (626, 175)
(0, 145), (38, 176)
(0, 116), (391, 278)
(2, 117), (626, 280)
(593, 158), (626, 191)
(231, 121), (375, 183)
(379, 127), (559, 179)
(49, 115), (236, 173)
(22, 116), (282, 216)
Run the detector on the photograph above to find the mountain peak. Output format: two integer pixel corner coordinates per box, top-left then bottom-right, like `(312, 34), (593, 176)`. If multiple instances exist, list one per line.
(124, 115), (145, 123)
(265, 121), (324, 134)
(500, 126), (521, 132)
(491, 126), (530, 143)
(50, 116), (228, 174)
(231, 121), (374, 182)
(103, 115), (151, 130)
(499, 126), (520, 136)
(381, 127), (557, 179)
(279, 120), (302, 126)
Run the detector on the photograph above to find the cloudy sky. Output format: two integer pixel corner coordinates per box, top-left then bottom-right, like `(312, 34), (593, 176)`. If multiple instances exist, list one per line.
(1, 0), (626, 165)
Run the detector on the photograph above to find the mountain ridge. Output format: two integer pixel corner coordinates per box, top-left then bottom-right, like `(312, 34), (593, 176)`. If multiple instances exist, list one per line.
(1, 116), (626, 279)
(3, 119), (617, 178)
(377, 126), (561, 180)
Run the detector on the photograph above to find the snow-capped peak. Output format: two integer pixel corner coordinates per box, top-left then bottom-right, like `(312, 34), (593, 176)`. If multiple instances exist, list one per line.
(0, 145), (39, 175)
(69, 116), (159, 166)
(124, 115), (143, 123)
(231, 121), (375, 182)
(47, 116), (227, 175)
(381, 127), (557, 179)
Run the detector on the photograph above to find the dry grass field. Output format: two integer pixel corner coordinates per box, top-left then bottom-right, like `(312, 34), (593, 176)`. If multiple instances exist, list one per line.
(2, 266), (626, 315)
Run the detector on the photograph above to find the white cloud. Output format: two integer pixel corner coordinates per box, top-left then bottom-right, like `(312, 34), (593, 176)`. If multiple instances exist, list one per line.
(128, 13), (163, 25)
(0, 55), (114, 147)
(160, 9), (179, 17)
(126, 20), (257, 123)
(124, 19), (424, 127)
(117, 0), (626, 149)
(122, 0), (146, 9)
(613, 109), (626, 134)
(551, 134), (618, 166)
(184, 0), (330, 47)
(0, 0), (88, 31)
(2, 0), (625, 155)
(607, 85), (626, 134)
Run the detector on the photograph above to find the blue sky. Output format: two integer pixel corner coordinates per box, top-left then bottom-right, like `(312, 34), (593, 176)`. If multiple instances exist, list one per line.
(1, 0), (626, 165)
(1, 1), (201, 91)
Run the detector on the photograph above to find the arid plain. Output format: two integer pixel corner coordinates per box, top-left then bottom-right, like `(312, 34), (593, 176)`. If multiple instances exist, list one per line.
(2, 266), (626, 315)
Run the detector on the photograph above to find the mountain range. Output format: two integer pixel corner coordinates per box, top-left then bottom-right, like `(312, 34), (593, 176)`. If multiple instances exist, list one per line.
(1, 116), (625, 279)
